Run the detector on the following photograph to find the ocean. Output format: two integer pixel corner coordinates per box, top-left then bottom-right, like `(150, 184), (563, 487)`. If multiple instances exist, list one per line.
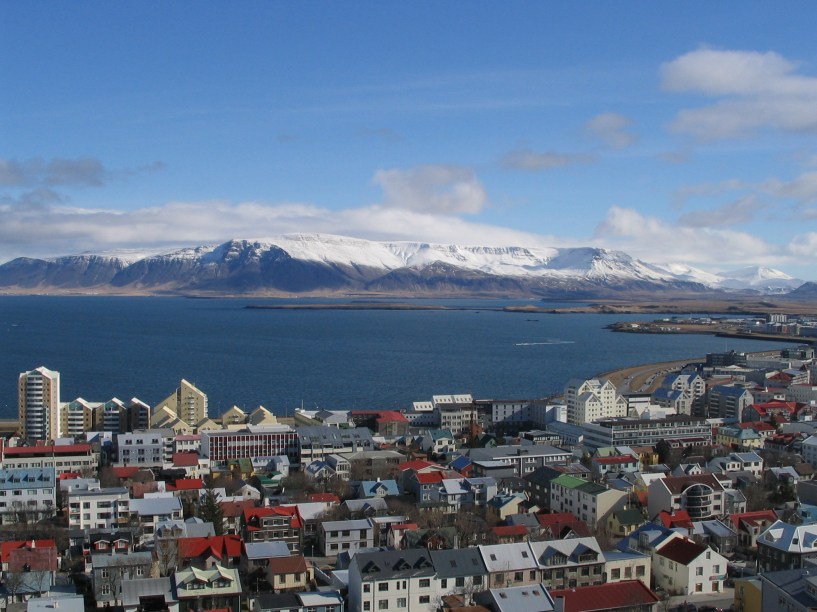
(0, 296), (786, 419)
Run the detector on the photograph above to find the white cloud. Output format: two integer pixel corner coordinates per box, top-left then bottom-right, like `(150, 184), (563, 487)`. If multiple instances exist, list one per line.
(584, 113), (636, 149)
(593, 206), (783, 268)
(372, 164), (487, 214)
(789, 232), (817, 257)
(501, 149), (595, 171)
(0, 157), (165, 188)
(662, 48), (817, 139)
(677, 195), (766, 228)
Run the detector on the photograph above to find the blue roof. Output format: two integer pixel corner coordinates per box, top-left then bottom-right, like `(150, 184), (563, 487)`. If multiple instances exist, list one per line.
(449, 455), (472, 470)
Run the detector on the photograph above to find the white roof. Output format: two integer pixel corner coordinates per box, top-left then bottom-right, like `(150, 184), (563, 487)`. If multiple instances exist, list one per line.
(479, 542), (538, 572)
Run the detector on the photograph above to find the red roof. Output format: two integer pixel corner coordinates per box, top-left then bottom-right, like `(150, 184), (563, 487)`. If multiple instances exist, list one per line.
(390, 523), (418, 532)
(172, 452), (200, 467)
(220, 499), (257, 518)
(112, 466), (140, 479)
(0, 540), (57, 564)
(243, 505), (303, 528)
(658, 537), (706, 565)
(268, 555), (308, 574)
(3, 443), (91, 456)
(167, 478), (203, 491)
(536, 512), (590, 537)
(550, 580), (659, 612)
(58, 471), (83, 480)
(376, 411), (408, 423)
(657, 510), (693, 530)
(727, 509), (778, 530)
(491, 525), (528, 537)
(416, 472), (445, 484)
(398, 460), (436, 472)
(178, 535), (242, 561)
(308, 492), (340, 503)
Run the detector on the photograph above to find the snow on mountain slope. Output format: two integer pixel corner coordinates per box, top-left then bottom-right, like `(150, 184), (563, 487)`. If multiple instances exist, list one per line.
(715, 265), (803, 291)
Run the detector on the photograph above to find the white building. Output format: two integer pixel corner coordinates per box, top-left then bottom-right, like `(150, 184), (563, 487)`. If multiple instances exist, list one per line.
(68, 486), (130, 530)
(19, 366), (61, 441)
(348, 548), (438, 612)
(116, 429), (175, 468)
(653, 537), (728, 596)
(0, 468), (56, 524)
(564, 378), (627, 425)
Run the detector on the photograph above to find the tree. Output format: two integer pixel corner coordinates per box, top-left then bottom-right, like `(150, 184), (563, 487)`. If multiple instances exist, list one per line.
(453, 511), (488, 548)
(154, 537), (180, 577)
(198, 477), (225, 535)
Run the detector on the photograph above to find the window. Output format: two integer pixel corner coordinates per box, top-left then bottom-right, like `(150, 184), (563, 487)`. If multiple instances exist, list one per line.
(363, 584), (371, 593)
(611, 568), (620, 580)
(514, 571), (523, 582)
(696, 567), (703, 576)
(378, 583), (388, 592)
(419, 579), (430, 588)
(456, 577), (465, 587)
(363, 604), (370, 611)
(378, 601), (388, 610)
(419, 596), (430, 604)
(396, 598), (407, 608)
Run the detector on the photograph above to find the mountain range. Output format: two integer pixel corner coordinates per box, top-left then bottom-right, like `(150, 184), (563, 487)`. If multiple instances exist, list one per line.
(0, 234), (807, 298)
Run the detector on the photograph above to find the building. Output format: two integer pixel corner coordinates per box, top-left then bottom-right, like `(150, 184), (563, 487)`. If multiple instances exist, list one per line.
(202, 426), (299, 465)
(296, 426), (374, 466)
(707, 384), (754, 420)
(758, 520), (817, 572)
(564, 378), (627, 425)
(647, 474), (730, 521)
(467, 445), (571, 478)
(579, 415), (712, 452)
(68, 486), (130, 530)
(116, 429), (175, 467)
(318, 519), (375, 556)
(1, 443), (98, 475)
(174, 564), (242, 612)
(19, 366), (61, 441)
(653, 536), (728, 595)
(153, 379), (208, 427)
(348, 548), (438, 612)
(0, 468), (56, 524)
(548, 474), (628, 528)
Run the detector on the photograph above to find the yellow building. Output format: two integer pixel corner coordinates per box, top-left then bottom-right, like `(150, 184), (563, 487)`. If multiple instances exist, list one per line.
(733, 577), (761, 612)
(153, 379), (208, 426)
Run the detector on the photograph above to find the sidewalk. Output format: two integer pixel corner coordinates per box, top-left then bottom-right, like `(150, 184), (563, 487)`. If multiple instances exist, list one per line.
(664, 586), (735, 610)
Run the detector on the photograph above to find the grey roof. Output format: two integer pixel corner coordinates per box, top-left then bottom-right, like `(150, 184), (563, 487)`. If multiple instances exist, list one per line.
(68, 486), (128, 497)
(28, 595), (85, 612)
(343, 497), (388, 513)
(92, 551), (153, 568)
(430, 547), (487, 578)
(479, 542), (538, 572)
(130, 496), (182, 516)
(121, 578), (176, 607)
(297, 426), (374, 445)
(243, 541), (291, 560)
(468, 444), (569, 461)
(479, 584), (555, 612)
(322, 519), (372, 531)
(256, 592), (301, 612)
(351, 548), (435, 580)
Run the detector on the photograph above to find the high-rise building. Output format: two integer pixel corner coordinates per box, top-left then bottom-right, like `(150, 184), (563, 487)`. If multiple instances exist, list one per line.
(18, 366), (61, 441)
(153, 379), (208, 426)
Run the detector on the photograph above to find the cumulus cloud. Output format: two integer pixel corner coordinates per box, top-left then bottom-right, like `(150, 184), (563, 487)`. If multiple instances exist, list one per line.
(372, 164), (487, 214)
(662, 48), (817, 139)
(584, 113), (636, 149)
(593, 205), (782, 268)
(789, 232), (817, 257)
(501, 149), (595, 171)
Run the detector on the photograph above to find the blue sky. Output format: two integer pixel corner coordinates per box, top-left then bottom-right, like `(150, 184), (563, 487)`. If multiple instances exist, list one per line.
(2, 3), (817, 279)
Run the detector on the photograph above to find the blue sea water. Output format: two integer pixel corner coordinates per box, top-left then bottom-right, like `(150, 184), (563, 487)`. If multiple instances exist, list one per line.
(0, 296), (788, 419)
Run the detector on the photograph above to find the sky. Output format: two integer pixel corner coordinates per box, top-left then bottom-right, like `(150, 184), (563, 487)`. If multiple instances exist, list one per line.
(2, 3), (817, 279)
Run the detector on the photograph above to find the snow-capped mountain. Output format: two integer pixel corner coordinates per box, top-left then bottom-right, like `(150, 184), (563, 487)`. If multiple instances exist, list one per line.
(713, 266), (804, 293)
(0, 233), (803, 297)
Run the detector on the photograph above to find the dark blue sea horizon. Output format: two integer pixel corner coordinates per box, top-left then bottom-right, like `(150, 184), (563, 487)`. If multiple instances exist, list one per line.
(0, 295), (788, 420)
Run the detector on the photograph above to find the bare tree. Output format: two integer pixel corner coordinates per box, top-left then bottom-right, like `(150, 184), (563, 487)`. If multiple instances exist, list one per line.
(155, 537), (180, 577)
(3, 572), (28, 605)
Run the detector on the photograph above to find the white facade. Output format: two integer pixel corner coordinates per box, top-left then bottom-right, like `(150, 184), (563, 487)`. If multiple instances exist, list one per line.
(68, 486), (130, 530)
(653, 538), (728, 596)
(0, 468), (57, 524)
(19, 366), (61, 441)
(117, 429), (174, 467)
(564, 378), (627, 425)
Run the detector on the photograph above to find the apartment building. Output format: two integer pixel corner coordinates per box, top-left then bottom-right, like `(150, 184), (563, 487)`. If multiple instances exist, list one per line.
(549, 474), (628, 528)
(297, 426), (374, 466)
(116, 429), (175, 467)
(153, 379), (208, 426)
(0, 443), (98, 475)
(348, 549), (438, 612)
(579, 415), (712, 452)
(68, 486), (130, 530)
(647, 474), (730, 521)
(0, 467), (56, 524)
(19, 366), (61, 441)
(202, 426), (299, 465)
(758, 520), (817, 572)
(467, 445), (571, 478)
(318, 519), (375, 556)
(564, 378), (627, 425)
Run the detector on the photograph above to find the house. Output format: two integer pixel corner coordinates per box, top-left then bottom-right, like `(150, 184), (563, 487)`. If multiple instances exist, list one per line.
(529, 537), (606, 591)
(486, 494), (527, 523)
(129, 496), (183, 538)
(241, 541), (291, 575)
(590, 454), (640, 481)
(0, 540), (58, 575)
(254, 591), (344, 612)
(438, 477), (497, 512)
(91, 552), (155, 607)
(266, 555), (312, 593)
(607, 507), (646, 537)
(727, 509), (779, 552)
(174, 564), (242, 612)
(120, 577), (178, 612)
(420, 429), (457, 455)
(690, 519), (738, 556)
(478, 542), (539, 589)
(490, 525), (529, 544)
(348, 548), (438, 612)
(357, 479), (400, 499)
(647, 474), (730, 521)
(475, 583), (555, 612)
(759, 569), (817, 612)
(242, 506), (304, 552)
(67, 486), (130, 530)
(429, 547), (487, 597)
(602, 550), (652, 584)
(549, 580), (659, 612)
(757, 520), (817, 572)
(178, 535), (243, 569)
(549, 474), (628, 528)
(318, 519), (375, 556)
(536, 512), (590, 539)
(652, 536), (728, 595)
(0, 468), (57, 524)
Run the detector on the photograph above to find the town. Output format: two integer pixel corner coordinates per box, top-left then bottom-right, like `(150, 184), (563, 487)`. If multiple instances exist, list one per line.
(5, 342), (817, 612)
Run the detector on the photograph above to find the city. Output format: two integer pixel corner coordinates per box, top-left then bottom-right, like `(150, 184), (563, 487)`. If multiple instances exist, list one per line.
(4, 335), (817, 611)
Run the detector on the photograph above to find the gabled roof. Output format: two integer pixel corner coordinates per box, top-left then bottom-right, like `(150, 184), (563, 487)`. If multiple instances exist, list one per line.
(550, 580), (659, 612)
(491, 525), (528, 538)
(242, 505), (303, 528)
(0, 540), (57, 564)
(268, 555), (308, 574)
(179, 535), (243, 561)
(172, 452), (200, 467)
(657, 509), (693, 530)
(657, 537), (707, 565)
(430, 547), (487, 578)
(727, 509), (777, 531)
(352, 549), (435, 580)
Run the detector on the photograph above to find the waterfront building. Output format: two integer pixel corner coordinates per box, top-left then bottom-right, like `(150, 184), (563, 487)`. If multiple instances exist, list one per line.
(153, 379), (208, 427)
(564, 378), (627, 425)
(707, 383), (754, 420)
(18, 366), (61, 441)
(579, 415), (711, 451)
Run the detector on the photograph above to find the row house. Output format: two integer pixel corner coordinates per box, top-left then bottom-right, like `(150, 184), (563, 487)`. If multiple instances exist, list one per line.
(348, 548), (438, 612)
